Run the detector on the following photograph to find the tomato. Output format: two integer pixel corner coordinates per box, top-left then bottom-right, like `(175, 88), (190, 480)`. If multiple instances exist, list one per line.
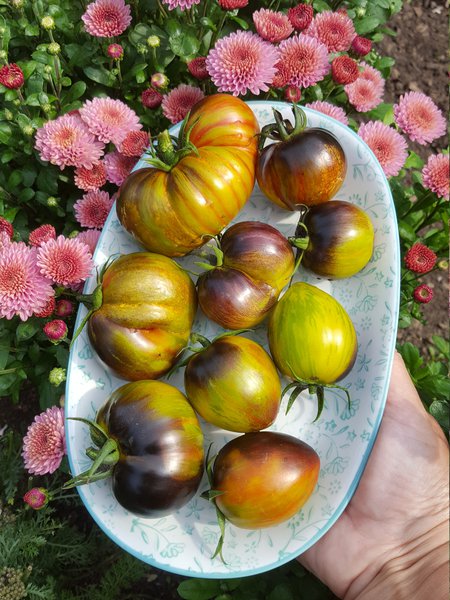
(256, 104), (346, 210)
(83, 252), (197, 381)
(66, 381), (204, 517)
(116, 94), (260, 257)
(184, 334), (281, 432)
(268, 282), (357, 418)
(197, 221), (295, 329)
(210, 431), (320, 529)
(291, 201), (374, 278)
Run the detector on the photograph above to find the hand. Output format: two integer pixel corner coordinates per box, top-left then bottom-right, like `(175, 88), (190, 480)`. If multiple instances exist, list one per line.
(298, 351), (449, 600)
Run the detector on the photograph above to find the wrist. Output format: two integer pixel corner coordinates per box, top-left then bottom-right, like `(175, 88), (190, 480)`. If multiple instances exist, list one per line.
(344, 520), (449, 600)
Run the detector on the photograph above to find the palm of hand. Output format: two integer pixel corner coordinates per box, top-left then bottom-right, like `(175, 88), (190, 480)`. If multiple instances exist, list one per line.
(298, 353), (449, 599)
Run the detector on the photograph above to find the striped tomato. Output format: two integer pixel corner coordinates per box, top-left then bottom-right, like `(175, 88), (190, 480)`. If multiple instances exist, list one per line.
(116, 94), (260, 257)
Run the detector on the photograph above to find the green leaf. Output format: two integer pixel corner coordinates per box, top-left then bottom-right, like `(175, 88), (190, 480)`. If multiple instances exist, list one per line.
(8, 170), (22, 190)
(16, 320), (41, 342)
(405, 151), (424, 170)
(429, 400), (449, 430)
(431, 335), (449, 359)
(398, 220), (416, 243)
(0, 122), (12, 144)
(0, 345), (9, 370)
(0, 372), (17, 394)
(84, 66), (115, 87)
(312, 0), (332, 11)
(177, 579), (222, 600)
(25, 23), (40, 36)
(355, 16), (381, 34)
(397, 342), (422, 374)
(168, 25), (200, 58)
(366, 102), (394, 125)
(18, 188), (35, 203)
(268, 583), (295, 600)
(61, 81), (87, 105)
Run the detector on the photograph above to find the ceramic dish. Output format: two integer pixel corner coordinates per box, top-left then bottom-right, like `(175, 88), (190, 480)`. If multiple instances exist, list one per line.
(65, 100), (400, 578)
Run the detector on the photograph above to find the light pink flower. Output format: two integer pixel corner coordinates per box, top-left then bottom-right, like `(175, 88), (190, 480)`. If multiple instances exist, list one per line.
(29, 224), (57, 247)
(79, 97), (141, 146)
(0, 230), (11, 251)
(422, 153), (449, 200)
(118, 130), (149, 157)
(206, 31), (279, 96)
(76, 229), (102, 256)
(306, 10), (355, 52)
(344, 77), (383, 112)
(358, 121), (408, 177)
(358, 62), (385, 95)
(277, 34), (330, 89)
(82, 0), (132, 37)
(37, 235), (94, 287)
(306, 100), (349, 126)
(162, 0), (200, 10)
(253, 8), (293, 43)
(393, 91), (446, 145)
(74, 162), (107, 191)
(103, 151), (137, 185)
(35, 114), (105, 170)
(22, 407), (66, 476)
(162, 84), (205, 124)
(74, 190), (114, 229)
(0, 242), (54, 321)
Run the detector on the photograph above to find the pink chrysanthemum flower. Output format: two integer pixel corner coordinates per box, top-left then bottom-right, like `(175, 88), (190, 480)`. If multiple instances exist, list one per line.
(306, 10), (356, 53)
(422, 153), (449, 200)
(161, 84), (205, 124)
(37, 235), (94, 287)
(141, 88), (163, 109)
(358, 62), (385, 95)
(35, 114), (105, 170)
(218, 0), (248, 9)
(0, 63), (24, 89)
(344, 77), (383, 112)
(103, 151), (137, 186)
(118, 130), (149, 157)
(82, 0), (132, 38)
(34, 295), (56, 318)
(79, 97), (141, 146)
(277, 34), (330, 89)
(404, 243), (437, 274)
(413, 283), (433, 304)
(74, 190), (114, 229)
(0, 242), (54, 321)
(306, 100), (349, 126)
(187, 57), (209, 80)
(271, 62), (291, 88)
(393, 91), (446, 145)
(76, 229), (101, 256)
(331, 55), (359, 84)
(358, 121), (408, 177)
(55, 298), (74, 318)
(107, 43), (123, 59)
(288, 4), (314, 31)
(0, 230), (11, 251)
(43, 319), (68, 342)
(162, 0), (200, 11)
(0, 216), (13, 239)
(23, 487), (50, 510)
(74, 162), (107, 192)
(206, 31), (279, 97)
(22, 406), (66, 476)
(253, 9), (294, 43)
(351, 35), (372, 56)
(29, 224), (57, 247)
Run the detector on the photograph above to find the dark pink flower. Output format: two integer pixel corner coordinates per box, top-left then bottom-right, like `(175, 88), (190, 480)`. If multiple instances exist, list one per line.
(22, 406), (66, 476)
(74, 162), (107, 192)
(422, 153), (449, 200)
(55, 299), (74, 318)
(277, 34), (330, 89)
(0, 242), (54, 321)
(306, 10), (356, 53)
(76, 229), (101, 256)
(206, 31), (279, 97)
(413, 283), (433, 304)
(107, 43), (124, 59)
(82, 0), (132, 37)
(74, 190), (114, 229)
(162, 0), (200, 10)
(404, 243), (437, 274)
(37, 235), (94, 287)
(118, 130), (149, 157)
(351, 35), (372, 56)
(79, 97), (141, 146)
(141, 87), (163, 109)
(288, 4), (314, 31)
(162, 84), (205, 124)
(43, 319), (68, 343)
(253, 8), (293, 43)
(271, 62), (291, 88)
(34, 295), (56, 318)
(187, 57), (209, 80)
(23, 488), (50, 510)
(306, 100), (349, 126)
(358, 121), (408, 177)
(29, 224), (57, 247)
(103, 151), (137, 185)
(0, 63), (24, 89)
(331, 55), (359, 84)
(284, 86), (301, 103)
(218, 0), (248, 9)
(394, 91), (446, 145)
(0, 216), (13, 239)
(35, 114), (105, 170)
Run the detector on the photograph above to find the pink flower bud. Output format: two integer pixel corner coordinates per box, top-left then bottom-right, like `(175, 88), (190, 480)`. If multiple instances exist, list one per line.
(351, 35), (372, 57)
(23, 487), (50, 510)
(413, 284), (433, 304)
(284, 85), (302, 103)
(107, 43), (124, 60)
(151, 72), (169, 89)
(55, 299), (74, 318)
(43, 319), (68, 343)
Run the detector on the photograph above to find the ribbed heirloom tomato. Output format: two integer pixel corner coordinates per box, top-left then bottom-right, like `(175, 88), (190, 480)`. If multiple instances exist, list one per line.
(117, 94), (260, 257)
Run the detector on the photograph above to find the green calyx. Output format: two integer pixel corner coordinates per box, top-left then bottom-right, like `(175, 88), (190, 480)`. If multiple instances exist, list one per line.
(194, 236), (224, 272)
(200, 444), (227, 563)
(63, 418), (119, 490)
(144, 112), (199, 172)
(258, 103), (307, 151)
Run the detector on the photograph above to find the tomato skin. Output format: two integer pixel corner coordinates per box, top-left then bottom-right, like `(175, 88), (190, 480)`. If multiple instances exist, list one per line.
(184, 336), (281, 432)
(88, 252), (197, 381)
(257, 128), (346, 210)
(96, 380), (204, 517)
(301, 201), (374, 278)
(116, 94), (260, 257)
(212, 431), (320, 529)
(197, 221), (295, 329)
(268, 282), (357, 384)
